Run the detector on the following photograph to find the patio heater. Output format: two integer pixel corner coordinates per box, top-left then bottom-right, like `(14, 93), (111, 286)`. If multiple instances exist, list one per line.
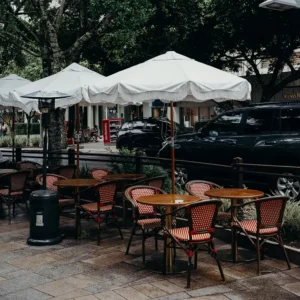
(259, 0), (300, 10)
(21, 92), (70, 246)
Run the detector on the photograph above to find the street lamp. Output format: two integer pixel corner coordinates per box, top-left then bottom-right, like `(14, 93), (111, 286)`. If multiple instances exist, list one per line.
(259, 0), (300, 11)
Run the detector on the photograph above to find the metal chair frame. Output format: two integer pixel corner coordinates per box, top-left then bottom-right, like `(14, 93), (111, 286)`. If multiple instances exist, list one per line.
(124, 185), (167, 263)
(0, 170), (30, 223)
(232, 195), (291, 275)
(77, 180), (123, 245)
(162, 199), (225, 288)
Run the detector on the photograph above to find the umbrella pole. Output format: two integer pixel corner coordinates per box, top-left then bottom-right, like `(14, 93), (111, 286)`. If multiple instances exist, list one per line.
(12, 107), (15, 164)
(170, 101), (175, 194)
(76, 103), (80, 178)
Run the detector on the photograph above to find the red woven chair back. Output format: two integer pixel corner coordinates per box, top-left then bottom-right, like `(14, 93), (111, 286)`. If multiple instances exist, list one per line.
(187, 200), (222, 237)
(255, 196), (289, 229)
(126, 185), (166, 216)
(36, 174), (67, 191)
(89, 169), (112, 180)
(16, 161), (40, 170)
(185, 180), (221, 200)
(10, 170), (30, 192)
(148, 178), (164, 189)
(54, 165), (76, 179)
(95, 181), (117, 206)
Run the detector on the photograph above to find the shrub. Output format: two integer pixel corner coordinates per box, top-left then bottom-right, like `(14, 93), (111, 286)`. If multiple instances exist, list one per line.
(30, 135), (41, 147)
(14, 136), (27, 148)
(0, 136), (12, 147)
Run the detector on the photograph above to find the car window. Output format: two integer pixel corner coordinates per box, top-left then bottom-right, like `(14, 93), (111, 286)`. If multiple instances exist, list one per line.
(244, 109), (275, 134)
(280, 108), (300, 132)
(205, 112), (243, 136)
(132, 121), (144, 129)
(121, 123), (128, 130)
(146, 121), (159, 130)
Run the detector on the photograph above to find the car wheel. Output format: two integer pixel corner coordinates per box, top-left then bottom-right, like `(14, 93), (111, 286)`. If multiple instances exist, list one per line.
(277, 173), (300, 199)
(175, 167), (188, 186)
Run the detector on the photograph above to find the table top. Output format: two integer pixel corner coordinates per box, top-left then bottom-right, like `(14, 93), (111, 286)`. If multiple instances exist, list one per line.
(137, 194), (200, 207)
(102, 173), (146, 181)
(204, 188), (264, 199)
(53, 178), (102, 187)
(0, 169), (17, 175)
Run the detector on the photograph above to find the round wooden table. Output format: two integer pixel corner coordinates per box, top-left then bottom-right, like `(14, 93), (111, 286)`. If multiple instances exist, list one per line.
(102, 173), (147, 227)
(137, 194), (200, 274)
(205, 188), (264, 262)
(54, 179), (102, 238)
(0, 169), (17, 175)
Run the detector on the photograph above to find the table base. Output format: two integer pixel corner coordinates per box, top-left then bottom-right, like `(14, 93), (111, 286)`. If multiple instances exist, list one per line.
(144, 255), (189, 274)
(217, 249), (256, 262)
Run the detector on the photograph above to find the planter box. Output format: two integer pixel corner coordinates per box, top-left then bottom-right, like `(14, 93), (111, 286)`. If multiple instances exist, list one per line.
(215, 227), (300, 265)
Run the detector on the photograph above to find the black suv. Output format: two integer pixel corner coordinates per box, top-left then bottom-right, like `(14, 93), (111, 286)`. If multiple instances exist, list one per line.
(158, 102), (300, 198)
(116, 118), (190, 156)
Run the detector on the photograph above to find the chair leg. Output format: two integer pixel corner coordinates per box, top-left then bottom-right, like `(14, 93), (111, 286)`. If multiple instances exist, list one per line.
(126, 222), (137, 255)
(209, 240), (225, 281)
(194, 248), (198, 269)
(114, 214), (123, 240)
(8, 201), (11, 224)
(155, 234), (158, 251)
(163, 236), (167, 275)
(97, 221), (101, 246)
(142, 229), (146, 263)
(278, 234), (291, 270)
(256, 236), (261, 275)
(187, 252), (192, 288)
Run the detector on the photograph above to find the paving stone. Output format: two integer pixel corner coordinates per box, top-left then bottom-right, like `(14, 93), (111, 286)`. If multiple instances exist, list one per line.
(0, 242), (28, 254)
(284, 267), (300, 280)
(261, 258), (297, 271)
(82, 251), (131, 267)
(0, 277), (7, 282)
(0, 273), (52, 296)
(224, 284), (299, 300)
(0, 263), (19, 276)
(281, 282), (300, 297)
(238, 272), (298, 289)
(151, 292), (190, 300)
(0, 288), (51, 300)
(151, 280), (186, 294)
(114, 286), (150, 300)
(133, 283), (168, 298)
(191, 295), (230, 300)
(50, 289), (92, 300)
(94, 290), (128, 300)
(187, 285), (233, 297)
(1, 270), (33, 280)
(8, 252), (62, 269)
(74, 296), (99, 300)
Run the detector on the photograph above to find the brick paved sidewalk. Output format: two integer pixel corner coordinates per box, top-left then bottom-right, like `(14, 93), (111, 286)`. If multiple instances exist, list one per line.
(0, 215), (300, 300)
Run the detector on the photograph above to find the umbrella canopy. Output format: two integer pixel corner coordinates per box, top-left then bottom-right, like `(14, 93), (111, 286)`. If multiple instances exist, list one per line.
(21, 91), (72, 99)
(0, 74), (32, 113)
(89, 51), (251, 104)
(10, 63), (106, 111)
(88, 51), (251, 193)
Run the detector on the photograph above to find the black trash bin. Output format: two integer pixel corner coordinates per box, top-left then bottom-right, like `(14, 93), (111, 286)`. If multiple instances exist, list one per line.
(27, 190), (62, 246)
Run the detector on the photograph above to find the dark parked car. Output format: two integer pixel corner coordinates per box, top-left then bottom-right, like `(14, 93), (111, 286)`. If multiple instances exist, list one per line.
(158, 102), (300, 198)
(116, 118), (190, 156)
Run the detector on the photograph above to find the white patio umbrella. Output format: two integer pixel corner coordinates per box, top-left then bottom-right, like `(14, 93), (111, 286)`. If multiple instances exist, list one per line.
(0, 74), (32, 113)
(10, 63), (106, 177)
(0, 74), (32, 163)
(89, 51), (251, 192)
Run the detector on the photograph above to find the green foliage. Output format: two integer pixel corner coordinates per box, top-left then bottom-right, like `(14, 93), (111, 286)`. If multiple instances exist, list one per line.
(0, 136), (12, 147)
(283, 200), (300, 241)
(14, 136), (27, 147)
(15, 123), (40, 135)
(79, 164), (92, 179)
(30, 135), (41, 147)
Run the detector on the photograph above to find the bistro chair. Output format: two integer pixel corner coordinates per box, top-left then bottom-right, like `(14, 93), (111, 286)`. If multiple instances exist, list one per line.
(77, 180), (123, 245)
(232, 195), (291, 275)
(16, 160), (42, 192)
(127, 175), (167, 189)
(51, 165), (76, 179)
(0, 170), (30, 223)
(88, 168), (113, 180)
(185, 180), (231, 226)
(163, 199), (225, 288)
(124, 185), (167, 263)
(36, 174), (75, 208)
